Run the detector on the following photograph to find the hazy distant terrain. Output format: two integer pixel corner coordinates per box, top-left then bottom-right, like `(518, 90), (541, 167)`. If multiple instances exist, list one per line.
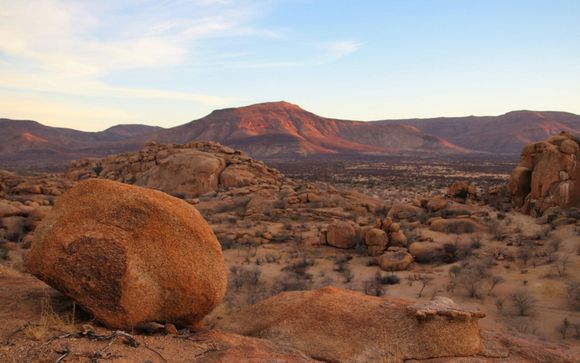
(2, 102), (580, 171)
(377, 110), (580, 154)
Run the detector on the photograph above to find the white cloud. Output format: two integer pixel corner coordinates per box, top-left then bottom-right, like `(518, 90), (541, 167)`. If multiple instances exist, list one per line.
(225, 39), (362, 69)
(0, 0), (265, 114)
(324, 40), (362, 57)
(0, 0), (365, 127)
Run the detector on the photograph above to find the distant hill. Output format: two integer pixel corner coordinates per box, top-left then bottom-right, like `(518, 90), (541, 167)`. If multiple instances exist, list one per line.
(1, 103), (579, 171)
(376, 110), (580, 154)
(148, 101), (465, 158)
(0, 119), (160, 170)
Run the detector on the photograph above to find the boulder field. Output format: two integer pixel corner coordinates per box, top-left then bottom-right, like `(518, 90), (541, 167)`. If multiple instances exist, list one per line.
(25, 179), (227, 330)
(321, 193), (488, 271)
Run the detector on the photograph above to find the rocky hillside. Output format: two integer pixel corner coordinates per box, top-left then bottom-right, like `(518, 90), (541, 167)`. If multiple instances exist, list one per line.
(378, 110), (580, 155)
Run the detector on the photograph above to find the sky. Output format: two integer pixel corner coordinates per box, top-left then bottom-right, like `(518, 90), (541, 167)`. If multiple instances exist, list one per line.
(0, 0), (579, 131)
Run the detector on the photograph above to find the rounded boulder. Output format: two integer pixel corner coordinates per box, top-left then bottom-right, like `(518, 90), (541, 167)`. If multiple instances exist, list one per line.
(326, 221), (357, 249)
(25, 179), (227, 330)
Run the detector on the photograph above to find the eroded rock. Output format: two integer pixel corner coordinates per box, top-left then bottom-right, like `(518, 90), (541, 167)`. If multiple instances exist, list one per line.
(508, 132), (580, 215)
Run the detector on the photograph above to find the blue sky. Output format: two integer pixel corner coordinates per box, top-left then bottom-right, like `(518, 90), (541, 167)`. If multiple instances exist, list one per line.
(0, 0), (579, 131)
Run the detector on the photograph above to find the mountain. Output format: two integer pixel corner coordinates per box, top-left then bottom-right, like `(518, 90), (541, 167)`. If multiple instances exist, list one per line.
(1, 103), (579, 171)
(376, 110), (580, 154)
(0, 119), (161, 170)
(149, 101), (465, 158)
(99, 124), (163, 140)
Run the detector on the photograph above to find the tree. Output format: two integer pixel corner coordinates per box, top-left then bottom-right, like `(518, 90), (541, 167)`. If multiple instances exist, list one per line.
(518, 246), (533, 266)
(417, 274), (434, 298)
(555, 255), (570, 277)
(457, 267), (484, 298)
(558, 318), (570, 339)
(488, 275), (505, 296)
(495, 297), (505, 314)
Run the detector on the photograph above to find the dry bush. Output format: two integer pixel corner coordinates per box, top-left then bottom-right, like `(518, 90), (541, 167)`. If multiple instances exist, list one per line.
(511, 291), (537, 316)
(354, 242), (368, 256)
(567, 281), (580, 311)
(229, 266), (262, 292)
(486, 219), (506, 241)
(334, 255), (354, 283)
(457, 267), (485, 298)
(271, 256), (315, 294)
(363, 274), (385, 297)
(470, 234), (483, 249)
(219, 236), (235, 250)
(407, 273), (434, 298)
(366, 257), (379, 266)
(453, 257), (494, 298)
(378, 274), (400, 285)
(271, 231), (292, 243)
(225, 266), (270, 309)
(0, 244), (8, 260)
(559, 318), (571, 339)
(517, 245), (534, 266)
(440, 222), (478, 234)
(495, 297), (505, 314)
(574, 323), (580, 339)
(488, 275), (504, 296)
(508, 317), (538, 335)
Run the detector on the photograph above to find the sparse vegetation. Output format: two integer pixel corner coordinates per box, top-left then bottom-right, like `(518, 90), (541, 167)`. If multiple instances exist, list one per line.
(558, 318), (571, 339)
(511, 291), (537, 316)
(24, 295), (76, 341)
(363, 273), (386, 297)
(566, 281), (580, 311)
(334, 255), (354, 283)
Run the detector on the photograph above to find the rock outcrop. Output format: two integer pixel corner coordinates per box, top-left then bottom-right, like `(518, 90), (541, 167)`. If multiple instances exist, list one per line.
(25, 179), (227, 330)
(508, 132), (580, 215)
(216, 287), (485, 362)
(66, 141), (286, 199)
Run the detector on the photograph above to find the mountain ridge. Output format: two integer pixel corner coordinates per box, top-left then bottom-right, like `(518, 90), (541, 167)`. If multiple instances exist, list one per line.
(1, 102), (579, 170)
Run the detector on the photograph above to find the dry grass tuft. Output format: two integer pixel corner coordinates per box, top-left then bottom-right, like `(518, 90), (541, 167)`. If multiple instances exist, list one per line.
(24, 295), (77, 341)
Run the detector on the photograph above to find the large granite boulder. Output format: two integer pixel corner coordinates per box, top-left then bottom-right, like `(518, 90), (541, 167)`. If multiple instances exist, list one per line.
(25, 179), (227, 330)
